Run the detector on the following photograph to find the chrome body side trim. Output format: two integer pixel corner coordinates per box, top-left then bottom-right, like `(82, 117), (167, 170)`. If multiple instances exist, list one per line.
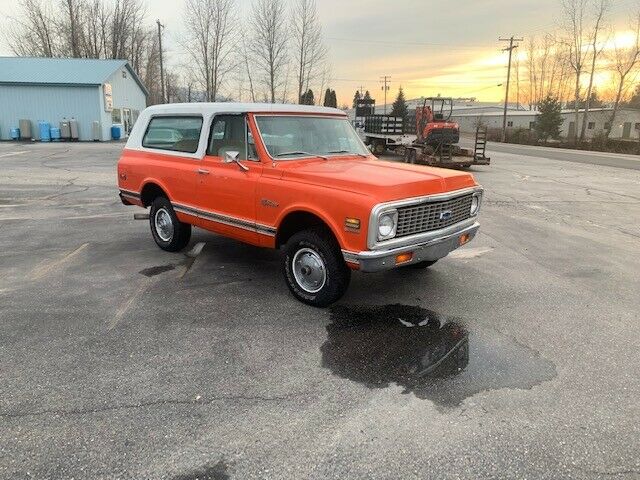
(119, 188), (141, 200)
(172, 202), (276, 237)
(343, 222), (480, 272)
(367, 186), (483, 250)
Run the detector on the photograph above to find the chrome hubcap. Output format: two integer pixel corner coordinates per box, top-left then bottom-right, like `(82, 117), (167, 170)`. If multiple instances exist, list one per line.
(154, 208), (174, 242)
(292, 248), (326, 294)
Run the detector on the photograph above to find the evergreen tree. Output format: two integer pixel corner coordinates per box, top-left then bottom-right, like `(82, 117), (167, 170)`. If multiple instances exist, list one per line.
(300, 89), (315, 105)
(363, 90), (372, 101)
(330, 89), (337, 108)
(352, 90), (362, 108)
(535, 96), (563, 144)
(324, 89), (337, 108)
(390, 86), (408, 118)
(324, 88), (332, 107)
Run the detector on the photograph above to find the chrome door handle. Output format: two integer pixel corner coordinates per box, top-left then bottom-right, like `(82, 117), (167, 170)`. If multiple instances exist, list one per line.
(196, 169), (210, 175)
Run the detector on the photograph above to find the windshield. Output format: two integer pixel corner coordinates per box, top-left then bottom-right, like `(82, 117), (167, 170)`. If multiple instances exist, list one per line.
(254, 115), (369, 159)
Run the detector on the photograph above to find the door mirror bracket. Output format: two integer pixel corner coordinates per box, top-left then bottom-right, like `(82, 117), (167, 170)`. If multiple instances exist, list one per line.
(223, 150), (249, 171)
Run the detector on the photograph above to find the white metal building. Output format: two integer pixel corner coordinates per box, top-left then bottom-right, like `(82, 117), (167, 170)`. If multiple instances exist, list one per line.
(0, 57), (148, 141)
(453, 107), (640, 140)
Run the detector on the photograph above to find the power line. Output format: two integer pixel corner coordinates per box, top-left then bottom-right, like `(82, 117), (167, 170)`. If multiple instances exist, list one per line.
(499, 36), (523, 142)
(325, 37), (493, 51)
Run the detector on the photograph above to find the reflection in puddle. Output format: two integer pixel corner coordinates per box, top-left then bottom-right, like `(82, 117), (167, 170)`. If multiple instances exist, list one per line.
(321, 305), (556, 407)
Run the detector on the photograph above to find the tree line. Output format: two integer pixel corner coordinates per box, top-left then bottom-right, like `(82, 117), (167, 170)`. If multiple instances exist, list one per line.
(520, 0), (640, 143)
(7, 0), (340, 107)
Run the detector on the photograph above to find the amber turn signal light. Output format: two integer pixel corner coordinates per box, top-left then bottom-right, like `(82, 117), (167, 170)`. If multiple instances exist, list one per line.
(459, 233), (470, 246)
(395, 252), (413, 265)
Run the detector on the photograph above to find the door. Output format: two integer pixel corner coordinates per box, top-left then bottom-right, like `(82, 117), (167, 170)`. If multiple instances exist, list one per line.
(568, 121), (575, 139)
(122, 108), (132, 136)
(622, 122), (632, 139)
(196, 114), (263, 245)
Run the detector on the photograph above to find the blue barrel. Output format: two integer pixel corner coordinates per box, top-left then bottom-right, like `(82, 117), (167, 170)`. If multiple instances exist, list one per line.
(111, 124), (122, 140)
(39, 121), (51, 142)
(50, 127), (61, 141)
(10, 128), (20, 140)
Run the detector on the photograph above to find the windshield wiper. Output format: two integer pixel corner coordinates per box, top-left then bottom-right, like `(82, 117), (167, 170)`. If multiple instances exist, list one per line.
(276, 151), (328, 160)
(327, 150), (368, 158)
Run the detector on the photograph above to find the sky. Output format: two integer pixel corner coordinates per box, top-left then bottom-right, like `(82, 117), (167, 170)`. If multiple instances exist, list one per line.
(0, 0), (636, 105)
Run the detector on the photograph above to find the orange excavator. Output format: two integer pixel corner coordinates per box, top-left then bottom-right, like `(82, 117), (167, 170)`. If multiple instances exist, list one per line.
(415, 97), (460, 147)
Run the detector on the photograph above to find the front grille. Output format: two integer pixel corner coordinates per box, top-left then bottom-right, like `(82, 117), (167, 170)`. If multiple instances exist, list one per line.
(396, 194), (473, 237)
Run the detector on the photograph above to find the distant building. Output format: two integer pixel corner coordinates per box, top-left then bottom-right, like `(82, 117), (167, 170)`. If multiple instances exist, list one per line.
(454, 108), (640, 140)
(0, 57), (148, 141)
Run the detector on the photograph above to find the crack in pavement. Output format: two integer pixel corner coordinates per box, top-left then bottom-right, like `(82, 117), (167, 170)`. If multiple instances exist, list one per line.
(0, 392), (307, 419)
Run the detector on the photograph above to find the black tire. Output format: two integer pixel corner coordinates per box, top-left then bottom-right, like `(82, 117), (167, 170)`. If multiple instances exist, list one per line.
(283, 227), (351, 307)
(406, 260), (438, 269)
(149, 197), (191, 252)
(406, 148), (417, 164)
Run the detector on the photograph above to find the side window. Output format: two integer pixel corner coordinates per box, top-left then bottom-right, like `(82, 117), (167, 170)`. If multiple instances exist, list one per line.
(142, 116), (203, 153)
(207, 115), (248, 160)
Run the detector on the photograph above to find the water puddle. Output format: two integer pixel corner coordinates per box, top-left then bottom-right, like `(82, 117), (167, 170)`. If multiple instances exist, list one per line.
(139, 264), (176, 277)
(321, 304), (556, 407)
(171, 460), (230, 480)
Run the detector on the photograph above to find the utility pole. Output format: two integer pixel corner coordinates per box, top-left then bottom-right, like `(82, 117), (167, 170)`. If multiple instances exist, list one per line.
(156, 20), (165, 104)
(499, 36), (522, 142)
(380, 75), (391, 115)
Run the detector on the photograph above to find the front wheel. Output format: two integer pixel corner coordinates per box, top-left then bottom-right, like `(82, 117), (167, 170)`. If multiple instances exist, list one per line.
(283, 228), (351, 307)
(149, 197), (191, 252)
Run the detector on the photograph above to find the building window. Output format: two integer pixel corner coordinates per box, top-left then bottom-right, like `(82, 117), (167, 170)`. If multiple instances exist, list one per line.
(122, 70), (127, 79)
(111, 108), (122, 124)
(529, 121), (536, 130)
(507, 121), (513, 127)
(588, 122), (595, 130)
(604, 122), (611, 130)
(142, 116), (203, 153)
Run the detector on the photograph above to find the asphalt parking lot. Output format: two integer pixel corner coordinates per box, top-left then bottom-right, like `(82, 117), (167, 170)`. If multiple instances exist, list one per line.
(1, 141), (639, 479)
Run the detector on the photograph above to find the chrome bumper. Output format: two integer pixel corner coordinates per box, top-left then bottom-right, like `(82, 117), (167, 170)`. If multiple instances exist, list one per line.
(342, 221), (480, 272)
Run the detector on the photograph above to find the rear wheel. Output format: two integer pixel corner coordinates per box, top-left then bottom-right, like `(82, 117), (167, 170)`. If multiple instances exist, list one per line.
(149, 197), (191, 252)
(283, 228), (351, 307)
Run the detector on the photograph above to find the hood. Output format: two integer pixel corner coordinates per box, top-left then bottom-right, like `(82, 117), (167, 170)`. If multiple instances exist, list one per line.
(277, 156), (477, 201)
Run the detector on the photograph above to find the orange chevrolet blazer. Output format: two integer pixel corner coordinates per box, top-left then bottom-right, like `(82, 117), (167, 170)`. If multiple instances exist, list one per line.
(117, 103), (483, 307)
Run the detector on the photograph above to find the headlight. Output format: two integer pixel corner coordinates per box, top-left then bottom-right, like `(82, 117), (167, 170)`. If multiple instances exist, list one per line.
(378, 210), (398, 240)
(470, 193), (481, 216)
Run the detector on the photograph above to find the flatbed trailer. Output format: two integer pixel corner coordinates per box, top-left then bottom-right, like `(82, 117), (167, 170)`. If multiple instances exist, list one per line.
(363, 126), (490, 169)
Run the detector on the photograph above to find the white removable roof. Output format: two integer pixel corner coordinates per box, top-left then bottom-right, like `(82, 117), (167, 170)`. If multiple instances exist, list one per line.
(125, 102), (347, 159)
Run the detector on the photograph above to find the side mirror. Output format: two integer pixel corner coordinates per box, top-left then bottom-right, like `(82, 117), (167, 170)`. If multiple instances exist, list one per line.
(223, 150), (249, 171)
(223, 150), (240, 162)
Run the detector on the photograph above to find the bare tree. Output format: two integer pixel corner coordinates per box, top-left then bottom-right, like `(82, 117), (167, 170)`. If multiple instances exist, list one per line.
(59, 0), (85, 57)
(183, 0), (237, 102)
(291, 0), (326, 104)
(316, 62), (332, 106)
(82, 0), (111, 58)
(562, 0), (590, 144)
(242, 37), (257, 102)
(110, 0), (146, 60)
(605, 9), (640, 137)
(578, 0), (610, 142)
(249, 0), (289, 103)
(7, 0), (58, 56)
